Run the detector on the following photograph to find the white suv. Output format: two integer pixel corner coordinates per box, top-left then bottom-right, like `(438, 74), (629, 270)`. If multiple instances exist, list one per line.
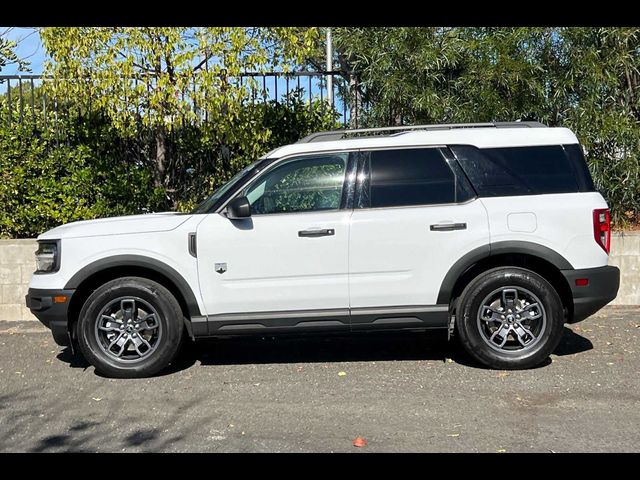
(26, 122), (620, 377)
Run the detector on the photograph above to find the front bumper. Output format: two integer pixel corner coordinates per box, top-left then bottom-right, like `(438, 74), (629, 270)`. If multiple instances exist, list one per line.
(25, 288), (75, 346)
(562, 266), (620, 323)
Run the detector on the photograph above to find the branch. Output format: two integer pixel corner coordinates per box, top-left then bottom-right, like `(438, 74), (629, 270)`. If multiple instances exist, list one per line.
(192, 51), (211, 73)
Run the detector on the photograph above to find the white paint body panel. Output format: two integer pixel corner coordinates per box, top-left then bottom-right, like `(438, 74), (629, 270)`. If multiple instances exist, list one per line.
(349, 199), (490, 307)
(29, 214), (207, 314)
(195, 211), (351, 314)
(38, 212), (191, 239)
(480, 192), (609, 269)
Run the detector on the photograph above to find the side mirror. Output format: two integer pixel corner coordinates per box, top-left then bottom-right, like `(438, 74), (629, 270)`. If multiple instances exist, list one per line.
(227, 196), (252, 219)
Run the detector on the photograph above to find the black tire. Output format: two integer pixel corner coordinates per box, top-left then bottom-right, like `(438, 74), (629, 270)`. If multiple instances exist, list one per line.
(77, 277), (185, 378)
(455, 267), (564, 370)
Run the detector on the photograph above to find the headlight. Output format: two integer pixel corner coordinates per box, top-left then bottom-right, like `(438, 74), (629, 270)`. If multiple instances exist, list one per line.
(35, 240), (60, 273)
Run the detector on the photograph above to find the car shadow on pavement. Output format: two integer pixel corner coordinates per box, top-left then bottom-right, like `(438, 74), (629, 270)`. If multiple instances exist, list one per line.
(56, 326), (594, 375)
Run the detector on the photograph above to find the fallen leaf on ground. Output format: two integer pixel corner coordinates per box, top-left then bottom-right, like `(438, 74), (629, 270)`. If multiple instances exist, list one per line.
(447, 433), (460, 437)
(92, 397), (102, 402)
(447, 358), (454, 363)
(353, 437), (367, 447)
(338, 371), (347, 377)
(497, 372), (509, 378)
(497, 448), (507, 453)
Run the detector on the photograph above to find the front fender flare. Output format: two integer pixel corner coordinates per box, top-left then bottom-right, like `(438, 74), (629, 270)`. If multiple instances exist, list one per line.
(64, 254), (202, 317)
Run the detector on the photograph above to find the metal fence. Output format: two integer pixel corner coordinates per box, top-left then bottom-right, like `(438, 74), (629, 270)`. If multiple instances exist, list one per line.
(0, 71), (360, 131)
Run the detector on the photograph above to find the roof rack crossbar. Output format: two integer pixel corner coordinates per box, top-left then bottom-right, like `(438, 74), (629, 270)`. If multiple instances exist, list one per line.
(297, 121), (547, 143)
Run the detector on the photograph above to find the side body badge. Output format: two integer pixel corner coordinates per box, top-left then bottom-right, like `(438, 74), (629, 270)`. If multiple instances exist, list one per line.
(215, 262), (227, 274)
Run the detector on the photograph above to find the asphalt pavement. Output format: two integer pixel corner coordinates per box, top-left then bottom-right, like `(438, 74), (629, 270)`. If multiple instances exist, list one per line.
(1, 306), (639, 452)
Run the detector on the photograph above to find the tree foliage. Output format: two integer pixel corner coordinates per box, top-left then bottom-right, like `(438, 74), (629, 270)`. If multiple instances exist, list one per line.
(0, 33), (30, 73)
(318, 27), (640, 226)
(41, 27), (319, 209)
(0, 88), (339, 238)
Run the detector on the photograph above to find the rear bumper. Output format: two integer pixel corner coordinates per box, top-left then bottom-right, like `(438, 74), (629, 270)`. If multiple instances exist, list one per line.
(562, 266), (620, 323)
(25, 288), (75, 346)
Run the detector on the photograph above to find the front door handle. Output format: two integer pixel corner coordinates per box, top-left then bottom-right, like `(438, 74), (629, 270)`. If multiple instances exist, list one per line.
(298, 228), (335, 238)
(430, 223), (467, 232)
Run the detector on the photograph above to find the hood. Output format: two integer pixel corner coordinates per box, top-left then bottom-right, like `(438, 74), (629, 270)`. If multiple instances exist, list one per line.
(38, 212), (193, 240)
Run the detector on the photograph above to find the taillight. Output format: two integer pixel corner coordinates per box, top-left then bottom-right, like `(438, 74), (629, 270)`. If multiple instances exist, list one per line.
(593, 208), (611, 254)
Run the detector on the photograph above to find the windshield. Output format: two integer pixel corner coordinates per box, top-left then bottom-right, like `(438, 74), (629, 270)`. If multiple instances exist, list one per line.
(190, 159), (268, 214)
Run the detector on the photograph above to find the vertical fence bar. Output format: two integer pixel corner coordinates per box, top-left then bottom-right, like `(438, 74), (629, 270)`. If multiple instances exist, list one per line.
(354, 76), (359, 129)
(42, 82), (47, 128)
(149, 75), (153, 125)
(134, 77), (139, 119)
(19, 78), (24, 124)
(7, 80), (11, 124)
(343, 81), (347, 128)
(319, 75), (324, 103)
(297, 75), (301, 96)
(262, 75), (266, 105)
(285, 76), (289, 101)
(54, 88), (59, 145)
(274, 74), (278, 105)
(192, 76), (197, 122)
(308, 75), (312, 113)
(30, 78), (35, 124)
(330, 73), (335, 111)
(181, 82), (185, 128)
(204, 56), (209, 123)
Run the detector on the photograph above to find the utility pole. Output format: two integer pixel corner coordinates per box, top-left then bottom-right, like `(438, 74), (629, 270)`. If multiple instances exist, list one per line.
(326, 27), (333, 106)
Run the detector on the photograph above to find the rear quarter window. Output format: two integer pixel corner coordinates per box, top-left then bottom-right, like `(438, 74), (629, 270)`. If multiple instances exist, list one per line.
(450, 144), (595, 197)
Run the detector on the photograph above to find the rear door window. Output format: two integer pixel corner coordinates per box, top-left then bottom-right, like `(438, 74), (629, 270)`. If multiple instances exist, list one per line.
(357, 148), (474, 208)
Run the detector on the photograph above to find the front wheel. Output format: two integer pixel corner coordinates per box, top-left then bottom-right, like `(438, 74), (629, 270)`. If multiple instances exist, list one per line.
(455, 267), (565, 370)
(77, 277), (185, 378)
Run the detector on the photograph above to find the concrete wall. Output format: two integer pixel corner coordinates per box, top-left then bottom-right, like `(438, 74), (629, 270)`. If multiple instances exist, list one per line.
(1, 233), (638, 322)
(1, 239), (37, 321)
(608, 232), (640, 305)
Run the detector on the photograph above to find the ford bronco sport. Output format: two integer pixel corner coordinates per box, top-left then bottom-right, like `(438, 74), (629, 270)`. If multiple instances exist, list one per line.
(26, 122), (620, 377)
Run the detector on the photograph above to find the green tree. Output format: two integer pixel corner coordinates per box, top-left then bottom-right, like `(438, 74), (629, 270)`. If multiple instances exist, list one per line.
(41, 27), (319, 209)
(0, 31), (30, 73)
(309, 27), (640, 226)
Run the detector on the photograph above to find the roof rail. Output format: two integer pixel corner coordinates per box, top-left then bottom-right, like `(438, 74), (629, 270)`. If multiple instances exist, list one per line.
(297, 121), (548, 143)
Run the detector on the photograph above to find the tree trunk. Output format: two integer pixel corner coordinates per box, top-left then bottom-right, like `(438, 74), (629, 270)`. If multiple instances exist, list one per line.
(154, 128), (167, 187)
(154, 127), (170, 209)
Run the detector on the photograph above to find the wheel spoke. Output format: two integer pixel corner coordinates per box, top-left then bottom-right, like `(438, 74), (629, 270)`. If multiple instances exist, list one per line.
(501, 289), (518, 310)
(108, 331), (126, 350)
(131, 334), (152, 356)
(114, 335), (130, 357)
(520, 302), (542, 320)
(136, 313), (159, 331)
(490, 323), (511, 347)
(120, 299), (137, 322)
(98, 315), (123, 332)
(480, 305), (503, 322)
(513, 322), (535, 346)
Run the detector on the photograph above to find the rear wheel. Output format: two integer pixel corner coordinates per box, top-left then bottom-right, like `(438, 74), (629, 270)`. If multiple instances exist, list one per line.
(77, 277), (184, 378)
(455, 267), (564, 370)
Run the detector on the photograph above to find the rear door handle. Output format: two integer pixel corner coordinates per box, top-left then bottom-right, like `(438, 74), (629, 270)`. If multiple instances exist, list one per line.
(430, 223), (467, 232)
(298, 228), (335, 237)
